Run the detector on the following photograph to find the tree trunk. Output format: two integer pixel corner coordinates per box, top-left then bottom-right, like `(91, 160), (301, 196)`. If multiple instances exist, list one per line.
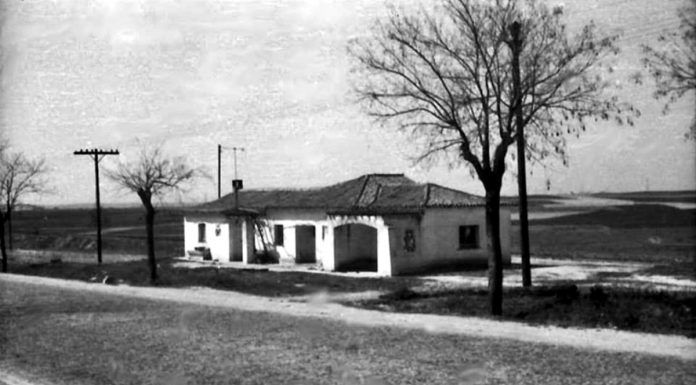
(138, 191), (158, 283)
(485, 186), (504, 316)
(1, 211), (7, 273)
(7, 208), (12, 250)
(145, 206), (157, 283)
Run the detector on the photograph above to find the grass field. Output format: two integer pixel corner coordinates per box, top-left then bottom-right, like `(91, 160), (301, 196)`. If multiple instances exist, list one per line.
(10, 206), (185, 258)
(2, 280), (694, 385)
(350, 285), (696, 337)
(8, 257), (696, 337)
(513, 202), (696, 278)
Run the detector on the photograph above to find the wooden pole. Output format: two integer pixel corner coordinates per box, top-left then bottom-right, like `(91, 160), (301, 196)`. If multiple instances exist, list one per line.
(74, 148), (119, 264)
(217, 144), (222, 199)
(510, 21), (532, 287)
(94, 155), (102, 264)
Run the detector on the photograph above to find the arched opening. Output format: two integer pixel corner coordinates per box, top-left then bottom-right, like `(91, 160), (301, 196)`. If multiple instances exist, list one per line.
(333, 223), (378, 272)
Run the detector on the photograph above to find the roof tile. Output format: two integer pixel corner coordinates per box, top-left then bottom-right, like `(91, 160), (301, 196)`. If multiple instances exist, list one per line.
(197, 173), (488, 214)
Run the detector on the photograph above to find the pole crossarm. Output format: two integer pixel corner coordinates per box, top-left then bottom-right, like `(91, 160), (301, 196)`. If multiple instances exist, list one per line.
(74, 149), (120, 157)
(73, 148), (120, 264)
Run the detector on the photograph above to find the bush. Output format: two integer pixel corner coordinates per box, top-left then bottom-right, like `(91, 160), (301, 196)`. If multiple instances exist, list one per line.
(589, 285), (608, 306)
(382, 287), (421, 301)
(554, 284), (579, 304)
(254, 250), (279, 264)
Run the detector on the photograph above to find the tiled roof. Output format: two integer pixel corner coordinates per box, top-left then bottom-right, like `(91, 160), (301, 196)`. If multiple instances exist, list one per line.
(197, 173), (488, 214)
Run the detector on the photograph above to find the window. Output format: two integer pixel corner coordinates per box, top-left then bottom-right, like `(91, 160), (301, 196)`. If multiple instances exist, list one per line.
(198, 223), (206, 243)
(274, 224), (284, 246)
(459, 225), (479, 249)
(321, 225), (328, 240)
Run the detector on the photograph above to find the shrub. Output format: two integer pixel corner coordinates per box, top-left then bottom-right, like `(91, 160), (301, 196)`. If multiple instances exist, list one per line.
(589, 285), (608, 306)
(383, 287), (421, 301)
(254, 250), (279, 264)
(554, 284), (579, 305)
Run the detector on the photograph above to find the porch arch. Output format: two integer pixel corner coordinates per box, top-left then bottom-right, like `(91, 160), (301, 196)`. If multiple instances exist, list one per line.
(326, 215), (392, 275)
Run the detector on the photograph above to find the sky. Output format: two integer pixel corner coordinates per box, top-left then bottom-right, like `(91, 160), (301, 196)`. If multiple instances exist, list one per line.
(1, 0), (694, 206)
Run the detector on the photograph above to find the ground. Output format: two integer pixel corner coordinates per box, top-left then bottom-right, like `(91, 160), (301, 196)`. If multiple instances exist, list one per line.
(1, 276), (695, 385)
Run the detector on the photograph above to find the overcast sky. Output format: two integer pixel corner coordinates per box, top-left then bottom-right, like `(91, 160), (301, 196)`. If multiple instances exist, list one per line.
(1, 0), (694, 206)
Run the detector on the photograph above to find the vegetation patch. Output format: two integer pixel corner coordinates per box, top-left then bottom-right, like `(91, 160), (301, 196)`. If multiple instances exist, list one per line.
(10, 257), (695, 337)
(347, 284), (696, 338)
(8, 258), (417, 298)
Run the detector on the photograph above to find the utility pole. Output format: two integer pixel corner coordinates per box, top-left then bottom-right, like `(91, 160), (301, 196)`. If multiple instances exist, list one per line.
(510, 21), (532, 287)
(217, 144), (222, 199)
(73, 148), (120, 264)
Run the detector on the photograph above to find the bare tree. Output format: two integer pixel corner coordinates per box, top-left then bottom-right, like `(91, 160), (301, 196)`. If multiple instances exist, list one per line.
(640, 0), (696, 139)
(107, 146), (200, 283)
(0, 150), (47, 272)
(0, 142), (6, 273)
(349, 0), (634, 315)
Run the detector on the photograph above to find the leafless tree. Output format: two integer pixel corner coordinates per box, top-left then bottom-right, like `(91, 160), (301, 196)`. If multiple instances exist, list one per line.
(107, 146), (200, 283)
(0, 150), (47, 272)
(640, 0), (696, 139)
(349, 0), (635, 315)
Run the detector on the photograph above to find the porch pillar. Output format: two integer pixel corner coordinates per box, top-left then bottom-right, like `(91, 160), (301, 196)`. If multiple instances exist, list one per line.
(322, 225), (335, 271)
(282, 226), (297, 263)
(377, 225), (392, 276)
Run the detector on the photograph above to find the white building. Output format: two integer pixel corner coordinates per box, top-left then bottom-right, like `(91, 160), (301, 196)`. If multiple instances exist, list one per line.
(184, 174), (511, 276)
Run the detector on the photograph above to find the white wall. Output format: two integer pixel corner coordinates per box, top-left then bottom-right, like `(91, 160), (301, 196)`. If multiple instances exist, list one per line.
(183, 217), (229, 261)
(261, 209), (328, 265)
(389, 207), (511, 274)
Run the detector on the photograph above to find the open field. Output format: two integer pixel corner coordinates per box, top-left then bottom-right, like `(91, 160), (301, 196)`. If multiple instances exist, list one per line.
(1, 279), (694, 385)
(10, 206), (185, 258)
(513, 201), (696, 278)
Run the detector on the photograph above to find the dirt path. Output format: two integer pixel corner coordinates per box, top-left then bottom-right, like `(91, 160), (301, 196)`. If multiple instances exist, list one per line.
(0, 366), (53, 385)
(2, 273), (694, 360)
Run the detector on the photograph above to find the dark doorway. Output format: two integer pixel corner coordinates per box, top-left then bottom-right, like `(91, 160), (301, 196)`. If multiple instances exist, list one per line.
(333, 224), (378, 272)
(295, 225), (316, 263)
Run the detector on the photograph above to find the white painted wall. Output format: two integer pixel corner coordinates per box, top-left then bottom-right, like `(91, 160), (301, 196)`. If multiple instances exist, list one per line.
(388, 207), (511, 274)
(260, 209), (329, 264)
(183, 217), (229, 261)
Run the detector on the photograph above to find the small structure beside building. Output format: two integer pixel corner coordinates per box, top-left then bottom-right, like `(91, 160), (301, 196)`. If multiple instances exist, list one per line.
(184, 173), (511, 276)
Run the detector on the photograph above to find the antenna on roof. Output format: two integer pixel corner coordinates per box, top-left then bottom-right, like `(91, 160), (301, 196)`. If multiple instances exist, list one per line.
(230, 146), (245, 209)
(218, 145), (246, 204)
